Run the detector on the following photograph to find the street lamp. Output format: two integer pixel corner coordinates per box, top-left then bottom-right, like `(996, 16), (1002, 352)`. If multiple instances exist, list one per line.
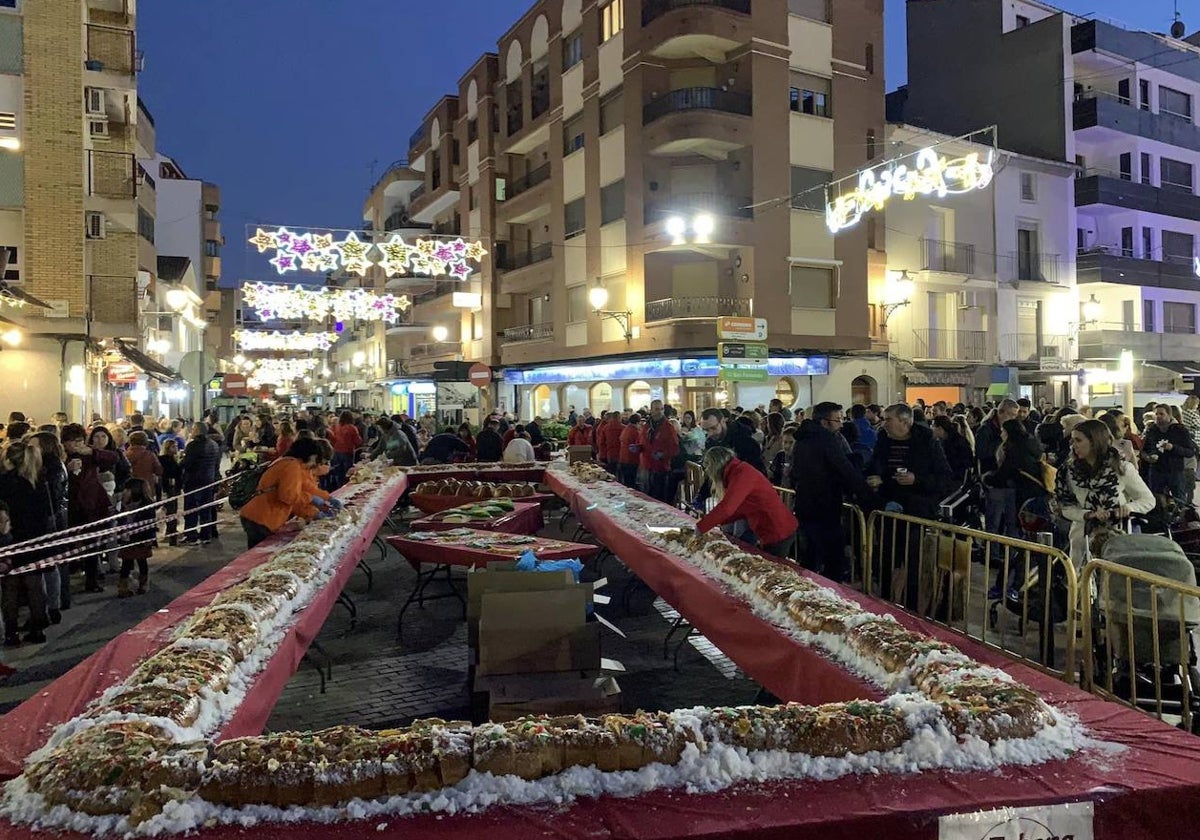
(0, 328), (20, 347)
(431, 324), (449, 343)
(879, 270), (914, 329)
(232, 353), (246, 367)
(1082, 294), (1102, 326)
(589, 281), (633, 342)
(164, 288), (189, 312)
(351, 350), (366, 367)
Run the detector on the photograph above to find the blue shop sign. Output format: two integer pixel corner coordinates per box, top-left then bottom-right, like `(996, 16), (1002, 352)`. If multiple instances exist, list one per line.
(504, 356), (828, 385)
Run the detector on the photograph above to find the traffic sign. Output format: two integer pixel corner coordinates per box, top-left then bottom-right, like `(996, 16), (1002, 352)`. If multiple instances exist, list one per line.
(222, 373), (249, 397)
(468, 362), (493, 387)
(716, 316), (767, 342)
(718, 342), (768, 364)
(718, 366), (770, 382)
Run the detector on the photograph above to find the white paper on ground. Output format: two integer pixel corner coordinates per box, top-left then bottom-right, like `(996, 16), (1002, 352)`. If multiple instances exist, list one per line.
(594, 612), (626, 638)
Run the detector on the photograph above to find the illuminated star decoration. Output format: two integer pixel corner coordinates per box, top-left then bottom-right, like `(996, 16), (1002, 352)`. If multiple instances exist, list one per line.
(235, 330), (340, 352)
(269, 252), (299, 273)
(240, 282), (408, 324)
(301, 250), (340, 273)
(335, 232), (373, 277)
(248, 228), (278, 254)
(377, 235), (417, 276)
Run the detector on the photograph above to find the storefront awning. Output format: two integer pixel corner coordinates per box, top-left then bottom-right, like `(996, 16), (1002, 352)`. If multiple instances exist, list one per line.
(0, 283), (54, 311)
(113, 339), (179, 383)
(1144, 361), (1200, 378)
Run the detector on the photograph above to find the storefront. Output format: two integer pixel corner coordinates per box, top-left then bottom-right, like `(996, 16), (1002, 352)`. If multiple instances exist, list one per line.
(386, 380), (437, 419)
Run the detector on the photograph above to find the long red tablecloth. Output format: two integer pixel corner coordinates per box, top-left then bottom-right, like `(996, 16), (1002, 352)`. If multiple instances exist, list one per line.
(409, 501), (544, 535)
(387, 531), (600, 572)
(0, 475), (408, 780)
(402, 466), (546, 488)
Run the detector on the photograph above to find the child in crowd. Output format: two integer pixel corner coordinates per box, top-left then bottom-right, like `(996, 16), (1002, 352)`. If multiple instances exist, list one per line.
(118, 478), (156, 597)
(98, 471), (120, 576)
(159, 439), (182, 546)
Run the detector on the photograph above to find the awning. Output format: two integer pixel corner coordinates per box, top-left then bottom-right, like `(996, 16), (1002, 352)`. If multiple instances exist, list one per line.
(986, 383), (1011, 397)
(0, 283), (54, 310)
(113, 339), (180, 383)
(1144, 361), (1200, 378)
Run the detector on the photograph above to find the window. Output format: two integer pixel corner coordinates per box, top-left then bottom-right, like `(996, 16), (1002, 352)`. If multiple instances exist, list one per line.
(790, 166), (831, 212)
(866, 128), (876, 160)
(204, 239), (220, 257)
(469, 186), (478, 210)
(1017, 227), (1041, 278)
(1015, 14), (1030, 27)
(602, 0), (623, 42)
(451, 139), (460, 166)
(506, 80), (523, 135)
(1020, 172), (1036, 201)
(865, 42), (874, 74)
(564, 197), (585, 238)
(1141, 152), (1152, 185)
(1119, 152), (1132, 181)
(601, 179), (625, 225)
(531, 59), (550, 119)
(0, 245), (17, 282)
(567, 284), (588, 323)
(1076, 228), (1086, 252)
(562, 31), (583, 71)
(467, 118), (478, 144)
(495, 176), (507, 202)
(1163, 230), (1195, 264)
(600, 90), (623, 134)
(1160, 157), (1193, 193)
(1142, 226), (1153, 259)
(789, 264), (836, 308)
(788, 72), (831, 117)
(1117, 78), (1131, 106)
(204, 204), (218, 220)
(137, 207), (154, 244)
(1163, 301), (1197, 334)
(1139, 79), (1151, 111)
(866, 217), (878, 250)
(1122, 300), (1135, 331)
(1143, 299), (1156, 333)
(563, 114), (584, 155)
(431, 150), (441, 189)
(1160, 85), (1192, 120)
(1120, 226), (1134, 258)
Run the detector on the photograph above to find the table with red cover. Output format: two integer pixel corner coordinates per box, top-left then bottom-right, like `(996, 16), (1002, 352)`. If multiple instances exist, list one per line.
(409, 491), (555, 515)
(409, 501), (544, 536)
(402, 465), (546, 488)
(0, 475), (408, 781)
(387, 529), (600, 572)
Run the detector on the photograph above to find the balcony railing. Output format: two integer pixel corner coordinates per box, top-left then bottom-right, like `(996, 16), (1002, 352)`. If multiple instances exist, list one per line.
(643, 87), (753, 125)
(1000, 333), (1071, 364)
(998, 251), (1061, 284)
(503, 322), (554, 343)
(507, 163), (552, 199)
(912, 328), (987, 362)
(921, 238), (976, 275)
(409, 182), (427, 204)
(408, 126), (425, 151)
(642, 0), (752, 25)
(86, 24), (135, 75)
(88, 150), (136, 199)
(368, 158), (409, 197)
(383, 208), (426, 231)
(497, 242), (553, 271)
(645, 296), (752, 323)
(645, 192), (753, 221)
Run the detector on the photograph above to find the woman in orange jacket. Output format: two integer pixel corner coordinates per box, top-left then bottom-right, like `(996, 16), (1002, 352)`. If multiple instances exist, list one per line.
(239, 439), (340, 549)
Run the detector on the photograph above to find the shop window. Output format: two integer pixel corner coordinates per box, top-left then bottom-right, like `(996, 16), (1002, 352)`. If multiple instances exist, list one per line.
(626, 379), (651, 410)
(532, 384), (553, 418)
(591, 382), (613, 414)
(851, 375), (876, 405)
(774, 378), (796, 411)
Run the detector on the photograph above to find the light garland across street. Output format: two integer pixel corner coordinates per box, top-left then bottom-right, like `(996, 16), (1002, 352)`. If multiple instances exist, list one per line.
(240, 282), (411, 324)
(234, 330), (339, 352)
(248, 226), (487, 279)
(247, 357), (319, 385)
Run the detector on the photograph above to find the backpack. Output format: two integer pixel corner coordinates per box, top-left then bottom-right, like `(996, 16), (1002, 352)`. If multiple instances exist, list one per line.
(227, 461), (273, 510)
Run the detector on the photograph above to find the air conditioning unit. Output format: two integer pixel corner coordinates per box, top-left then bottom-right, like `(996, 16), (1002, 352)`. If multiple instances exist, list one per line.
(88, 119), (109, 139)
(85, 211), (106, 240)
(85, 88), (106, 116)
(956, 290), (982, 310)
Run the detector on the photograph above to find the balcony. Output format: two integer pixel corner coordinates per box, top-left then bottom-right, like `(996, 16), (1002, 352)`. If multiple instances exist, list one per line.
(496, 242), (553, 272)
(645, 296), (752, 323)
(642, 88), (752, 158)
(499, 163), (553, 224)
(921, 238), (975, 275)
(88, 150), (135, 199)
(1000, 333), (1071, 366)
(383, 207), (432, 232)
(203, 255), (221, 281)
(503, 322), (554, 343)
(367, 158), (410, 197)
(912, 328), (987, 363)
(645, 192), (753, 222)
(999, 251), (1062, 285)
(86, 24), (136, 77)
(1076, 250), (1200, 291)
(409, 182), (426, 204)
(642, 0), (752, 61)
(1072, 19), (1200, 86)
(1078, 328), (1200, 363)
(1075, 172), (1200, 223)
(1073, 91), (1200, 151)
(408, 125), (426, 155)
(506, 163), (551, 200)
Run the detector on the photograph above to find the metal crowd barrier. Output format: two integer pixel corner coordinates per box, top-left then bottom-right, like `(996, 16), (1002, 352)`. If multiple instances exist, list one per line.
(1081, 559), (1200, 733)
(772, 487), (868, 586)
(865, 509), (1079, 682)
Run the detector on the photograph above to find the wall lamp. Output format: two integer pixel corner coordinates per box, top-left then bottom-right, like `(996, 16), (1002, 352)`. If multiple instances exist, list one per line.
(665, 213), (715, 245)
(589, 281), (633, 342)
(879, 270), (914, 328)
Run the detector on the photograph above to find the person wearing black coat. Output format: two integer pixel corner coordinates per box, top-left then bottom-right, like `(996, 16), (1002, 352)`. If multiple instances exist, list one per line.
(932, 416), (974, 483)
(0, 441), (55, 644)
(790, 406), (876, 582)
(476, 421), (504, 462)
(699, 408), (765, 473)
(984, 418), (1046, 511)
(160, 441), (184, 546)
(181, 423), (220, 543)
(867, 405), (953, 519)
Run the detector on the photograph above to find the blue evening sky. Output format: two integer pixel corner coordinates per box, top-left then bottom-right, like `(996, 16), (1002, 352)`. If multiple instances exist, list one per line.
(137, 0), (1183, 285)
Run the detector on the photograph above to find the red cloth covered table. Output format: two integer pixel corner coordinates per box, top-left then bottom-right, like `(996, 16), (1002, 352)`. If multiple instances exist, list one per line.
(402, 465), (546, 487)
(409, 491), (555, 515)
(387, 530), (599, 572)
(0, 475), (408, 780)
(409, 501), (544, 536)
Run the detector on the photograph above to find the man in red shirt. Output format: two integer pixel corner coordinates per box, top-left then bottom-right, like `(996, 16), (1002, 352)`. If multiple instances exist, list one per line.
(600, 412), (623, 477)
(617, 415), (642, 488)
(639, 399), (679, 503)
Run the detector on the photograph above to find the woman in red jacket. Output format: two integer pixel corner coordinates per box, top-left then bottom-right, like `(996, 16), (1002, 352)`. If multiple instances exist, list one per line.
(567, 418), (594, 450)
(601, 412), (624, 476)
(697, 446), (799, 558)
(328, 411), (361, 489)
(617, 416), (643, 489)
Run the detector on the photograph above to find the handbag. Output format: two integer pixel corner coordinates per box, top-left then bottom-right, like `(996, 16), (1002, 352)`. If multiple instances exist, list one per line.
(1019, 458), (1057, 494)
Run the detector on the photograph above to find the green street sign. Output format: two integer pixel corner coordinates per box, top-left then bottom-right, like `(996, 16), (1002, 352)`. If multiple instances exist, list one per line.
(718, 365), (770, 382)
(718, 342), (768, 364)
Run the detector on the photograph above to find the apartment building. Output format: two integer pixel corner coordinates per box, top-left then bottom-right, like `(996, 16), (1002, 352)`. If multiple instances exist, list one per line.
(365, 0), (889, 418)
(0, 0), (153, 420)
(902, 0), (1200, 393)
(873, 123), (1078, 406)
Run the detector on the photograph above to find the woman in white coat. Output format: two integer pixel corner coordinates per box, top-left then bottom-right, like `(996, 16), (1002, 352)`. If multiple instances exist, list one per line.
(1054, 418), (1155, 570)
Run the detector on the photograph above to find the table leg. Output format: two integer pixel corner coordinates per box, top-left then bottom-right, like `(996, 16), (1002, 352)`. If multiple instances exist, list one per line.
(373, 535), (389, 564)
(301, 652), (327, 693)
(356, 557), (374, 589)
(663, 614), (690, 659)
(442, 564), (466, 616)
(309, 640), (334, 681)
(672, 626), (697, 672)
(336, 592), (358, 631)
(397, 563), (442, 637)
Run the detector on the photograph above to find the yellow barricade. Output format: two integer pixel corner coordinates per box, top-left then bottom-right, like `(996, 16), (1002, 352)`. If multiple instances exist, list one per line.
(1081, 558), (1200, 732)
(774, 487), (868, 583)
(865, 509), (1078, 682)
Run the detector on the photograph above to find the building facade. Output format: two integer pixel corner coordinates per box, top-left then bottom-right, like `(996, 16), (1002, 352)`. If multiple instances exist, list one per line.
(355, 0), (891, 419)
(902, 0), (1200, 395)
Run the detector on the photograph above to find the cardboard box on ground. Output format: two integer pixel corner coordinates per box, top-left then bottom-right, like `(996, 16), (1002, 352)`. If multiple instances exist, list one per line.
(566, 445), (594, 465)
(468, 561), (622, 722)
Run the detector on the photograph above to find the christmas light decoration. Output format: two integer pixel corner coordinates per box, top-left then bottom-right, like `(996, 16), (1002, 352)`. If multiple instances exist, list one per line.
(234, 330), (339, 352)
(240, 282), (411, 324)
(247, 357), (319, 385)
(825, 147), (995, 233)
(248, 226), (487, 279)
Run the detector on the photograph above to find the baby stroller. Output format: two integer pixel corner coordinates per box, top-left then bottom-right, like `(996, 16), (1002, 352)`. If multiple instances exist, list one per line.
(1090, 530), (1200, 733)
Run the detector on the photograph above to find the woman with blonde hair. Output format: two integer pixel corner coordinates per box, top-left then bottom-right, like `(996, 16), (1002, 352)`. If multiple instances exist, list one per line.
(697, 446), (799, 558)
(1054, 418), (1154, 569)
(0, 440), (54, 644)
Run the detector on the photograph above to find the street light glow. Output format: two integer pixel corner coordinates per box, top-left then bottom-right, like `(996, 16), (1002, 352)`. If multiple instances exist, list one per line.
(588, 284), (609, 311)
(665, 216), (686, 241)
(0, 329), (20, 347)
(693, 213), (715, 241)
(431, 325), (449, 343)
(164, 288), (189, 311)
